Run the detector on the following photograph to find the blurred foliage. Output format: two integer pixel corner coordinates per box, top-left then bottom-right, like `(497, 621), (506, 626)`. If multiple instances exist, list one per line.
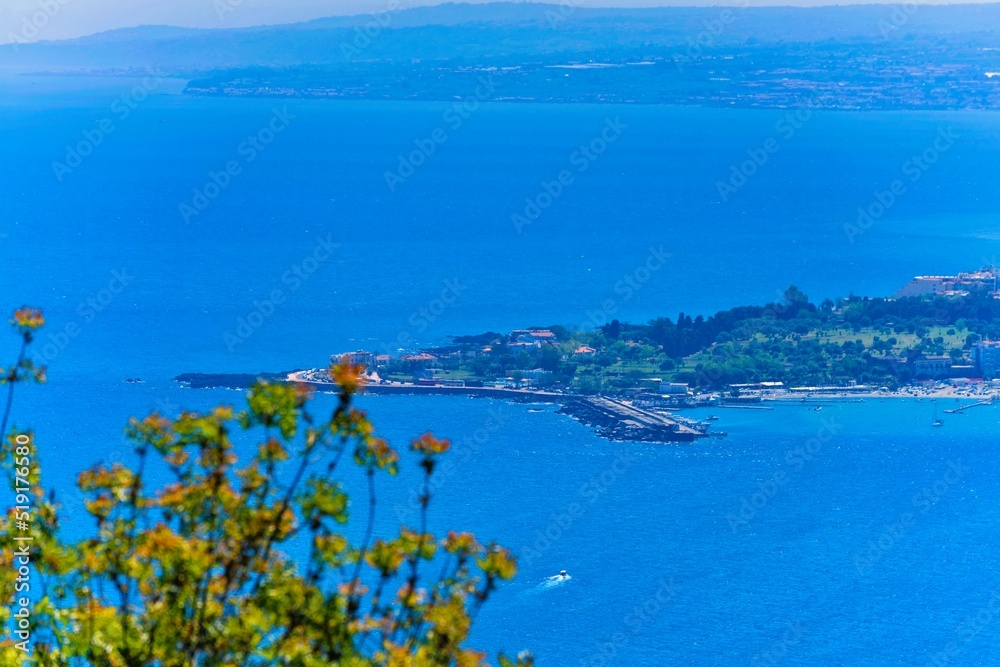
(0, 310), (530, 667)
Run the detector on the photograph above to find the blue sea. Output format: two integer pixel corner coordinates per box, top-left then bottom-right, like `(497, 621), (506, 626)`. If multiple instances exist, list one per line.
(3, 74), (1000, 665)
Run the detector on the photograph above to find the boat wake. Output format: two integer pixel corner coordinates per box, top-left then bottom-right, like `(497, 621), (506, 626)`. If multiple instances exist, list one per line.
(525, 572), (572, 595)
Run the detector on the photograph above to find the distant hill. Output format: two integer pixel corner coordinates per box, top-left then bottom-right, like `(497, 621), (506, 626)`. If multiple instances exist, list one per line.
(2, 2), (999, 73)
(3, 2), (999, 110)
(63, 26), (212, 44)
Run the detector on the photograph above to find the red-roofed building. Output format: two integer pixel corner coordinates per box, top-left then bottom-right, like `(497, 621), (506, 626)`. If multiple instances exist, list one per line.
(513, 329), (558, 345)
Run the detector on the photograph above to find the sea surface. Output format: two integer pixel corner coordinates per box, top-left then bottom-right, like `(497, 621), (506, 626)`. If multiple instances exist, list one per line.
(3, 74), (1000, 665)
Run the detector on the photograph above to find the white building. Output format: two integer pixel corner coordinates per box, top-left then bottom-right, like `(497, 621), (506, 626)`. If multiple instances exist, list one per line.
(332, 351), (376, 368)
(974, 341), (1000, 378)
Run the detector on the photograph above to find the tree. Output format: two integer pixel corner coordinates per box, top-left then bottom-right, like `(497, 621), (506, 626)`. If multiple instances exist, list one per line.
(602, 319), (620, 341)
(0, 309), (531, 667)
(537, 345), (562, 372)
(783, 286), (809, 306)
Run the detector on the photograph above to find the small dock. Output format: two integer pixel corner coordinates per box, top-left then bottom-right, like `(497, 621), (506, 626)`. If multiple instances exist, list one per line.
(944, 398), (996, 414)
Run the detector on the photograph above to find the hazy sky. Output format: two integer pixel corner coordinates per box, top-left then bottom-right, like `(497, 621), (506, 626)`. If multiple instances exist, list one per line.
(4, 0), (999, 43)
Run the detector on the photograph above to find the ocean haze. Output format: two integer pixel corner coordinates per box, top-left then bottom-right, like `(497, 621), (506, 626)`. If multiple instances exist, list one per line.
(4, 0), (1000, 43)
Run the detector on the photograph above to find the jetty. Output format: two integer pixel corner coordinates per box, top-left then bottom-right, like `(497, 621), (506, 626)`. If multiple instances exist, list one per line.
(559, 396), (706, 443)
(174, 372), (711, 444)
(944, 397), (996, 414)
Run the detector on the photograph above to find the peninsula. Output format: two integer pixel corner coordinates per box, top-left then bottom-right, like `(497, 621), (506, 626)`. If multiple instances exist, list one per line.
(176, 269), (1000, 443)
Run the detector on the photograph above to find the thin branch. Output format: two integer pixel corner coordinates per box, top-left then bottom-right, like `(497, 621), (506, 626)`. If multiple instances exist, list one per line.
(348, 468), (377, 628)
(0, 337), (28, 446)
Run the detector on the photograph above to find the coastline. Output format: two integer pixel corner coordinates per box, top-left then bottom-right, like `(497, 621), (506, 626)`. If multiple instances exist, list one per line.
(174, 368), (1000, 443)
(761, 386), (1000, 403)
(285, 371), (709, 443)
(176, 370), (713, 444)
(285, 370), (569, 402)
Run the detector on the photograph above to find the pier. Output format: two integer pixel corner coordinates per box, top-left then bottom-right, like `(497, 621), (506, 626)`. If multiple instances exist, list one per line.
(174, 372), (712, 444)
(944, 397), (996, 414)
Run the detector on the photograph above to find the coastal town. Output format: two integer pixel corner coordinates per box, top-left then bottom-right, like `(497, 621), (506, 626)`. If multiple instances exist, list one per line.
(179, 26), (1000, 111)
(317, 270), (1000, 386)
(234, 268), (999, 443)
(178, 268), (1000, 443)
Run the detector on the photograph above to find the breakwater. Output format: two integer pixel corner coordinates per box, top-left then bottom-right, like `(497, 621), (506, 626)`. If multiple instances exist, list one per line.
(174, 373), (711, 444)
(558, 396), (705, 443)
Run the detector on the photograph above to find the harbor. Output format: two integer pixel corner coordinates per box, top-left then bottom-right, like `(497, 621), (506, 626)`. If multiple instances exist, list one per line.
(175, 371), (715, 444)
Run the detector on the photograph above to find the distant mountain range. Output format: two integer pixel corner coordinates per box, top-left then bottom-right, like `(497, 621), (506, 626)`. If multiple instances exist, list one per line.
(3, 2), (999, 110)
(3, 2), (999, 72)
